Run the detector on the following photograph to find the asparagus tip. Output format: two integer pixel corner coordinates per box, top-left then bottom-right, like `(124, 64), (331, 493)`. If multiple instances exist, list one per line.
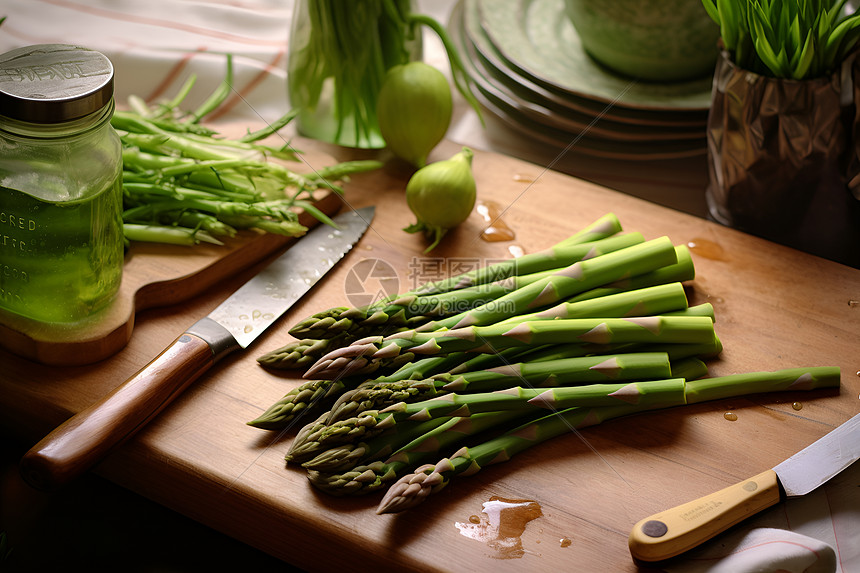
(376, 464), (443, 514)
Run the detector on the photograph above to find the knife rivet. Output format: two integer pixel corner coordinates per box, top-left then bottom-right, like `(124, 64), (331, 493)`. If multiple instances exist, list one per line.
(743, 481), (758, 492)
(641, 520), (668, 538)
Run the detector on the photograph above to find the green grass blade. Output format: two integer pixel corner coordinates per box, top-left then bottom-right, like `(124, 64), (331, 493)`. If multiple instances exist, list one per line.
(792, 31), (816, 78)
(716, 0), (740, 49)
(701, 0), (720, 23)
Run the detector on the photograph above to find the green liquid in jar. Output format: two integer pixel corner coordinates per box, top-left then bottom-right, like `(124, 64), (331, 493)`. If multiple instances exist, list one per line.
(0, 176), (124, 323)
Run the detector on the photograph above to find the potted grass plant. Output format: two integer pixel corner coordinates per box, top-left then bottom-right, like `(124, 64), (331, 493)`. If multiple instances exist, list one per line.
(701, 0), (860, 264)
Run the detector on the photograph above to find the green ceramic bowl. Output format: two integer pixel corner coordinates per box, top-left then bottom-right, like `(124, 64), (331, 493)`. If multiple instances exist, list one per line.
(564, 0), (720, 82)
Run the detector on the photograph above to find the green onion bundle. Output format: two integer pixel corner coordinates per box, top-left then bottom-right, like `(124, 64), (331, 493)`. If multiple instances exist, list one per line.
(250, 213), (840, 513)
(115, 56), (383, 247)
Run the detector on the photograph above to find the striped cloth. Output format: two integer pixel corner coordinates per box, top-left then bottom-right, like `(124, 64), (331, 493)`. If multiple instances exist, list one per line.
(0, 0), (291, 124)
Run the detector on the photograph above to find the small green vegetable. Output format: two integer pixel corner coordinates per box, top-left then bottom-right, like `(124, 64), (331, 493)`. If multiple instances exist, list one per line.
(377, 62), (453, 168)
(403, 147), (476, 252)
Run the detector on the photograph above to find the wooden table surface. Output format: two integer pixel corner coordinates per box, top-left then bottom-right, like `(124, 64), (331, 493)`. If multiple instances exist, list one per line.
(1, 137), (858, 572)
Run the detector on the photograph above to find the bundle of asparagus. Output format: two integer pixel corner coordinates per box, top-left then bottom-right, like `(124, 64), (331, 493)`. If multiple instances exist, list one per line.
(249, 213), (841, 514)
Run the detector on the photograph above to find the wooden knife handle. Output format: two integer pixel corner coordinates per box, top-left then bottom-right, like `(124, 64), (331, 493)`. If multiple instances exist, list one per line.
(628, 469), (782, 562)
(19, 333), (215, 491)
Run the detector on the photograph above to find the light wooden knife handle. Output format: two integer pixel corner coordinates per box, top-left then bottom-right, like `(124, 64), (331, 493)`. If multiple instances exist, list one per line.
(19, 333), (215, 491)
(628, 469), (782, 562)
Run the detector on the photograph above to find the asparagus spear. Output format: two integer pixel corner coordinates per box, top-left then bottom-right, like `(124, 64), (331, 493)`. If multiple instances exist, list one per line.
(288, 233), (645, 339)
(326, 378), (442, 424)
(447, 345), (562, 374)
(375, 366), (841, 513)
(403, 232), (644, 297)
(316, 350), (534, 415)
(555, 212), (624, 246)
(418, 282), (690, 332)
(256, 332), (357, 370)
(286, 409), (398, 463)
(451, 332), (721, 383)
(306, 315), (716, 379)
(325, 287), (696, 407)
(306, 409), (534, 493)
(376, 403), (652, 514)
(370, 352), (477, 384)
(428, 351), (673, 393)
(346, 342), (563, 386)
(246, 377), (362, 430)
(302, 415), (452, 473)
(349, 290), (699, 381)
(325, 351), (672, 422)
(684, 366), (841, 403)
(666, 303), (714, 321)
(251, 351), (484, 432)
(669, 357), (710, 380)
(384, 378), (687, 422)
(334, 320), (723, 383)
(566, 245), (695, 304)
(290, 353), (679, 459)
(289, 267), (558, 339)
(411, 237), (679, 333)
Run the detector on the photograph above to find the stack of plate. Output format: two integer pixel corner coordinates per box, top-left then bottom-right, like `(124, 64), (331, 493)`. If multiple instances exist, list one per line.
(449, 0), (715, 160)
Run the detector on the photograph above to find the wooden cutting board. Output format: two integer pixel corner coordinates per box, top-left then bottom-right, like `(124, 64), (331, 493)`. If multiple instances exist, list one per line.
(0, 161), (342, 366)
(1, 137), (858, 572)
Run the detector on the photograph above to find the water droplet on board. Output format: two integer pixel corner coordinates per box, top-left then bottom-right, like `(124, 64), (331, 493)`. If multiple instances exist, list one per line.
(724, 412), (738, 421)
(560, 537), (572, 548)
(455, 496), (542, 559)
(508, 245), (525, 258)
(512, 173), (535, 183)
(476, 200), (516, 242)
(792, 402), (803, 411)
(687, 238), (727, 261)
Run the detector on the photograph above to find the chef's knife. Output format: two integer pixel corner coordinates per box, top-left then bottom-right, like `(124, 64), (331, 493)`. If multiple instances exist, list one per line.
(629, 411), (860, 562)
(19, 206), (375, 491)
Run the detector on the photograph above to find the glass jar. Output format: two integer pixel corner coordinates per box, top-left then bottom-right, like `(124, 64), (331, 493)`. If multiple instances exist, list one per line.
(287, 0), (422, 149)
(0, 44), (124, 324)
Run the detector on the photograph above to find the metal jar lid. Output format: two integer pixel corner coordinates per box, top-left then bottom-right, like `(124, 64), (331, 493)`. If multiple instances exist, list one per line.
(0, 44), (114, 123)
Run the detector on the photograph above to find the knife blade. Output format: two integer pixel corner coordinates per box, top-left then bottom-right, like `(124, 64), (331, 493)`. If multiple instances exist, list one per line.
(628, 411), (860, 562)
(19, 206), (375, 491)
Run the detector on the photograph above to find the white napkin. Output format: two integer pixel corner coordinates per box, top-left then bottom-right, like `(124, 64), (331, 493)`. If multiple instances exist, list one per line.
(665, 528), (837, 573)
(664, 460), (859, 573)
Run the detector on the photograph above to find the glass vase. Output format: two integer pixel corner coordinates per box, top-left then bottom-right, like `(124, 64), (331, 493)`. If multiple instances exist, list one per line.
(287, 0), (422, 149)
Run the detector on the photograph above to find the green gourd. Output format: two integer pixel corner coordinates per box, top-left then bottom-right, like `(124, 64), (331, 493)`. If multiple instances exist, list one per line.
(377, 62), (453, 168)
(404, 147), (476, 252)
